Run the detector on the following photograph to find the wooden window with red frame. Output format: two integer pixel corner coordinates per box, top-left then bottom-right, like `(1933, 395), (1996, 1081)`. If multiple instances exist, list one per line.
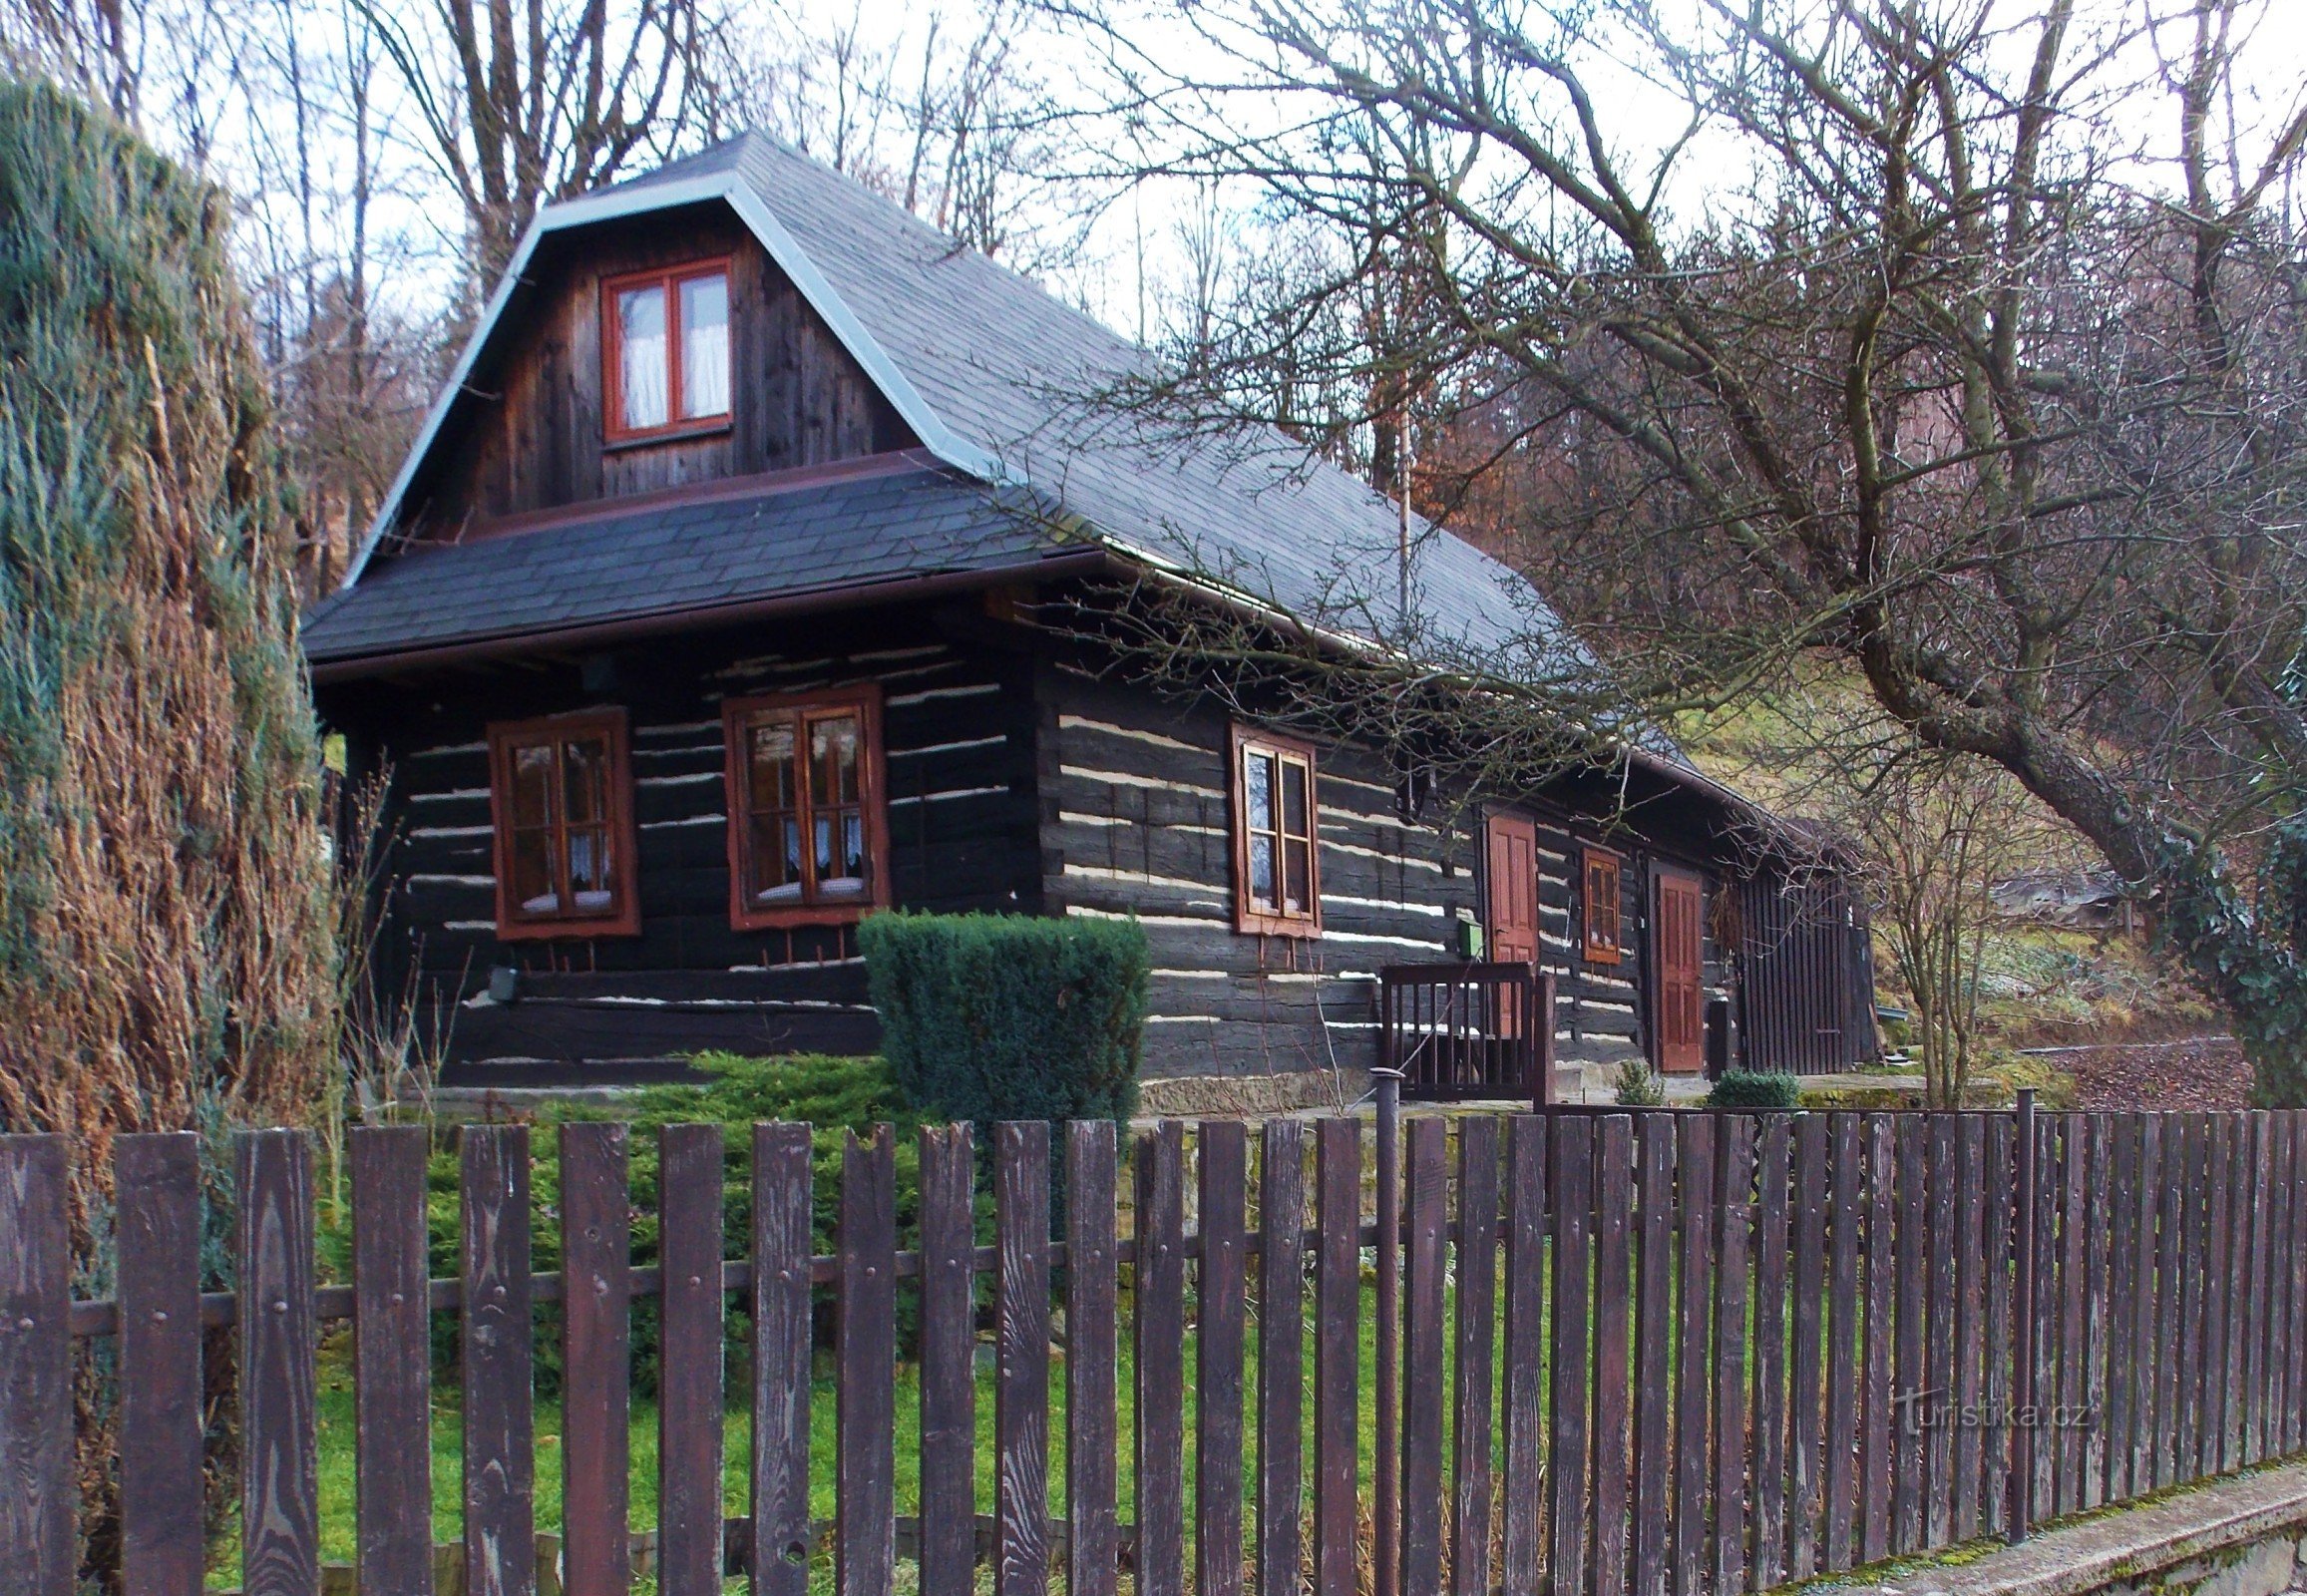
(723, 687), (890, 929)
(601, 257), (732, 443)
(487, 709), (640, 939)
(1583, 846), (1623, 965)
(1231, 724), (1321, 936)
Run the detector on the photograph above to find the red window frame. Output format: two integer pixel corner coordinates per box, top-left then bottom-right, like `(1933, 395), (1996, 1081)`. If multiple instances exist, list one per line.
(1231, 723), (1322, 937)
(1583, 845), (1623, 965)
(600, 256), (733, 444)
(722, 686), (891, 930)
(485, 708), (641, 940)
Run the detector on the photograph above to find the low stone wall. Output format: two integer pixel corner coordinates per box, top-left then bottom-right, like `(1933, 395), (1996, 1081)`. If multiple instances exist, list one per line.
(1856, 1462), (2307, 1596)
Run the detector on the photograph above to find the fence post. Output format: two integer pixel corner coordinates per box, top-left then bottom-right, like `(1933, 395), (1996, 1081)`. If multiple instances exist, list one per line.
(2009, 1088), (2039, 1545)
(1373, 1065), (1403, 1596)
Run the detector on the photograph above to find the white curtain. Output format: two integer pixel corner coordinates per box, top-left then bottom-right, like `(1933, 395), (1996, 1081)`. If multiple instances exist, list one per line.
(618, 284), (668, 429)
(681, 273), (730, 419)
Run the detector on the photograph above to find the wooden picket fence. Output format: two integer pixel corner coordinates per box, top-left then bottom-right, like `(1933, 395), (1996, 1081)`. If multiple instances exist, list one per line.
(4, 1107), (2306, 1596)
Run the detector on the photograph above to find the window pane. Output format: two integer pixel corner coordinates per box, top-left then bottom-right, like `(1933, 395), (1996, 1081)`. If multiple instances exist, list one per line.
(1282, 758), (1310, 838)
(680, 272), (730, 419)
(564, 735), (608, 825)
(810, 715), (861, 807)
(568, 827), (614, 910)
(748, 719), (796, 811)
(1243, 749), (1274, 833)
(512, 742), (555, 829)
(749, 814), (801, 902)
(1285, 837), (1312, 915)
(818, 808), (866, 897)
(512, 829), (557, 913)
(618, 283), (668, 429)
(1249, 835), (1276, 908)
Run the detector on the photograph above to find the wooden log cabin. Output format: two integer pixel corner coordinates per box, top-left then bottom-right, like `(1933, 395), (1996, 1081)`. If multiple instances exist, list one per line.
(305, 133), (1876, 1101)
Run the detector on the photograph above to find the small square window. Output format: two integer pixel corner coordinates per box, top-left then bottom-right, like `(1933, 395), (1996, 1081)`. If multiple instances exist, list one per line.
(1232, 724), (1321, 937)
(486, 709), (640, 939)
(603, 259), (731, 442)
(1583, 847), (1622, 965)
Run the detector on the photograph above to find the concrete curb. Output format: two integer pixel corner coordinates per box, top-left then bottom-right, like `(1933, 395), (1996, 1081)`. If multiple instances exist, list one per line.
(1837, 1462), (2307, 1596)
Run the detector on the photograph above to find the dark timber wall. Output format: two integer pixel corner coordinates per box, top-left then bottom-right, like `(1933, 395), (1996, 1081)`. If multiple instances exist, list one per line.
(324, 603), (1042, 1083)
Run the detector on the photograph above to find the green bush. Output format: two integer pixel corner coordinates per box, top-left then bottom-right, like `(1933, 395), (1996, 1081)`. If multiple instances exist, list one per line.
(861, 911), (1148, 1127)
(1611, 1055), (1668, 1106)
(1707, 1070), (1803, 1108)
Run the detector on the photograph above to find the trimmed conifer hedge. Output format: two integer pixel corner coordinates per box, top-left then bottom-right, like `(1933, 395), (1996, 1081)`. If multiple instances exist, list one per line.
(860, 911), (1149, 1126)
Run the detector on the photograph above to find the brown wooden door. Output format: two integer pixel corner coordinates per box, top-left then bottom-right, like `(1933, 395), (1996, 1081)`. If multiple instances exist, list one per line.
(1654, 868), (1706, 1073)
(1485, 813), (1538, 967)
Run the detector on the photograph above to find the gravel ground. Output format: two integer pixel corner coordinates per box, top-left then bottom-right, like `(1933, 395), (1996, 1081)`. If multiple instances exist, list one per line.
(2045, 1034), (2252, 1110)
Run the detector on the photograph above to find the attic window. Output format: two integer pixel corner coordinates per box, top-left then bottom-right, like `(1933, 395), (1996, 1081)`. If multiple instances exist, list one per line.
(486, 709), (640, 939)
(603, 259), (731, 441)
(1232, 725), (1322, 937)
(723, 687), (890, 929)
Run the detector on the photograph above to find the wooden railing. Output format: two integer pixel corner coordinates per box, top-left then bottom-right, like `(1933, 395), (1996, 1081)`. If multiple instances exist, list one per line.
(4, 1106), (2307, 1595)
(1379, 963), (1554, 1104)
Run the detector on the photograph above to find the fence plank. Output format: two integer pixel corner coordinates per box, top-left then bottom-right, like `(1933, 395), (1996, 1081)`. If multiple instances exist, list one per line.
(2028, 1113), (2060, 1523)
(2288, 1113), (2307, 1456)
(117, 1133), (204, 1596)
(2123, 1118), (2160, 1501)
(997, 1122), (1052, 1596)
(1713, 1116), (1755, 1596)
(1952, 1117), (1986, 1542)
(2221, 1115), (2253, 1469)
(752, 1123), (815, 1596)
(1635, 1114), (1679, 1596)
(1822, 1114), (1861, 1571)
(2154, 1116), (2190, 1491)
(1859, 1114), (1895, 1564)
(0, 1136), (71, 1596)
(1257, 1120), (1306, 1596)
(1981, 1115), (2015, 1538)
(1673, 1113), (1716, 1596)
(1451, 1116), (1499, 1596)
(2084, 1117), (2113, 1506)
(920, 1125), (978, 1596)
(2201, 1115), (2232, 1478)
(1740, 1119), (1787, 1591)
(2102, 1116), (2139, 1505)
(1136, 1121), (1188, 1596)
(1499, 1115), (1549, 1596)
(1197, 1121), (1248, 1596)
(2274, 1116), (2300, 1457)
(242, 1129), (321, 1596)
(1067, 1121), (1120, 1596)
(1591, 1116), (1635, 1596)
(1787, 1113), (1828, 1576)
(462, 1125), (534, 1596)
(1549, 1115), (1595, 1596)
(1925, 1116), (1958, 1543)
(1891, 1115), (1928, 1553)
(659, 1124), (726, 1596)
(351, 1127), (436, 1596)
(838, 1126), (899, 1596)
(1314, 1119), (1361, 1596)
(2246, 1114), (2273, 1464)
(1401, 1117), (1449, 1596)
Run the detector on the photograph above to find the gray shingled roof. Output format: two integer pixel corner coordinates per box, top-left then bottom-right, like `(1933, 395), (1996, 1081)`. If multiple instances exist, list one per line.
(313, 131), (1598, 692)
(304, 463), (1065, 662)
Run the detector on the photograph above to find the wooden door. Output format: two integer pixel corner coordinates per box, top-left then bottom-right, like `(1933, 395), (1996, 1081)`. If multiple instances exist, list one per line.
(1485, 813), (1538, 967)
(1653, 868), (1706, 1073)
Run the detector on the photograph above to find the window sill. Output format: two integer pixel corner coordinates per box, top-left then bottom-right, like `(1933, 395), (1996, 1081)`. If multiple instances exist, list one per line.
(492, 911), (642, 942)
(1237, 913), (1322, 940)
(603, 417), (733, 453)
(732, 901), (881, 932)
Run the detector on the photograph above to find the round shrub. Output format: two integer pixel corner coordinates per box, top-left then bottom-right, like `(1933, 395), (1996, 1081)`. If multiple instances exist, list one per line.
(1707, 1069), (1803, 1109)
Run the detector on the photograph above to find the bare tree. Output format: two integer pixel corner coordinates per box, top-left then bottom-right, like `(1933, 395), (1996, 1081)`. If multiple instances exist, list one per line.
(359, 0), (734, 281)
(1055, 0), (2307, 1102)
